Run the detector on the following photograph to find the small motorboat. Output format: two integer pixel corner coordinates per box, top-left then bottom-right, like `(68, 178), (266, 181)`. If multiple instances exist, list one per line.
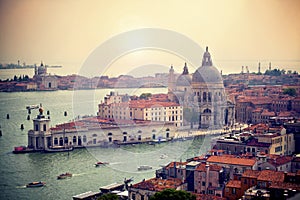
(137, 165), (152, 171)
(160, 154), (168, 159)
(57, 172), (72, 179)
(95, 161), (109, 167)
(26, 181), (46, 188)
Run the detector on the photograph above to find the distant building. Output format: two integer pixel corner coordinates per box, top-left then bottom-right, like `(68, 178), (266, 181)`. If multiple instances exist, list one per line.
(33, 62), (58, 90)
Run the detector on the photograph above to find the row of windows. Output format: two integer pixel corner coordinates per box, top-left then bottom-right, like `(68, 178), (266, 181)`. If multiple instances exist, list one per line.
(35, 124), (47, 132)
(275, 146), (282, 152)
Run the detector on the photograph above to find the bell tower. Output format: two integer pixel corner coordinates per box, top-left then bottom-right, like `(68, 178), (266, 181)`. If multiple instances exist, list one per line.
(168, 65), (176, 101)
(28, 106), (51, 150)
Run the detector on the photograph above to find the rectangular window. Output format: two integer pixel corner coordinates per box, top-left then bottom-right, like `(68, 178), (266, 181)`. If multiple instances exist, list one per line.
(202, 181), (205, 186)
(275, 146), (282, 152)
(232, 188), (236, 194)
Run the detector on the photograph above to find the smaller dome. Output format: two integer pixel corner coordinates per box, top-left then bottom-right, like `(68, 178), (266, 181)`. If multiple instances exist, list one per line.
(176, 74), (192, 86)
(176, 62), (191, 87)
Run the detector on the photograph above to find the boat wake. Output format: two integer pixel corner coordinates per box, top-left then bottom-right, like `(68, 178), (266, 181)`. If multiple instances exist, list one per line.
(109, 162), (122, 165)
(72, 173), (87, 177)
(16, 185), (27, 189)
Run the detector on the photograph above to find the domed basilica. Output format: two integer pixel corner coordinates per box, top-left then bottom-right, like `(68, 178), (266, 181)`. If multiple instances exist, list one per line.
(168, 47), (234, 129)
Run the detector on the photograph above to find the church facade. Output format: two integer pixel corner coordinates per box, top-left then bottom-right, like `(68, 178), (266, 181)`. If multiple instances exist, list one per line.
(168, 47), (235, 129)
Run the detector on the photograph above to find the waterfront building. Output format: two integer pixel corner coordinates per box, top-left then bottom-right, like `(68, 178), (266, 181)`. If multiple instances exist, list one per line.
(167, 47), (235, 129)
(98, 92), (183, 127)
(27, 108), (51, 150)
(26, 106), (176, 151)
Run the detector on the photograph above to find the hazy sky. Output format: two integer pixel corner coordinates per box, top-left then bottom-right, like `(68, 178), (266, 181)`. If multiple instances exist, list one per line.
(0, 0), (299, 76)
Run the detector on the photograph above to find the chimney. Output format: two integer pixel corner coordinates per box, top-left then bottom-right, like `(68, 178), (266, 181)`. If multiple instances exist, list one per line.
(174, 162), (177, 178)
(205, 164), (210, 193)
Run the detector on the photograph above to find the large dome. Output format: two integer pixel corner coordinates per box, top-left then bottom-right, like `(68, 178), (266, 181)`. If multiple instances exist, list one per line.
(192, 47), (222, 84)
(192, 65), (222, 83)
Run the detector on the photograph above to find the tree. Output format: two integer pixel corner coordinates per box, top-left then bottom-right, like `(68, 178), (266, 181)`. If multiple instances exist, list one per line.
(140, 93), (152, 99)
(264, 68), (282, 76)
(150, 189), (196, 200)
(283, 88), (297, 97)
(97, 193), (118, 200)
(183, 108), (199, 129)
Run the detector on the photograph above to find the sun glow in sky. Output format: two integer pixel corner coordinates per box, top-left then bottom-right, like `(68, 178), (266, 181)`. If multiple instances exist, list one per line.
(0, 0), (299, 76)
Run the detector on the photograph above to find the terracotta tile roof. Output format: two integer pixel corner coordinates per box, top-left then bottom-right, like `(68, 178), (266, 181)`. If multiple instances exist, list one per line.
(195, 163), (223, 172)
(132, 178), (183, 191)
(246, 138), (270, 147)
(242, 170), (261, 179)
(165, 161), (188, 170)
(261, 109), (275, 116)
(269, 182), (300, 191)
(257, 170), (285, 182)
(267, 155), (293, 167)
(226, 180), (242, 188)
(206, 156), (256, 167)
(278, 111), (295, 117)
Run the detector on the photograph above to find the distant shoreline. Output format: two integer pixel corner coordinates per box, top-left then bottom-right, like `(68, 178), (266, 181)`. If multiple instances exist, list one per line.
(0, 66), (62, 69)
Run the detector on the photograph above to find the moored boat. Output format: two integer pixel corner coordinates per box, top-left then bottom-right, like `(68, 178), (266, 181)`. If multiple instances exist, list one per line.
(57, 172), (72, 179)
(26, 181), (46, 188)
(13, 146), (36, 154)
(44, 146), (73, 153)
(95, 161), (109, 167)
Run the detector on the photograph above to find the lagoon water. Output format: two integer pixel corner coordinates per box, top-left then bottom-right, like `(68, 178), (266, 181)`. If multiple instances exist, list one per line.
(0, 88), (207, 200)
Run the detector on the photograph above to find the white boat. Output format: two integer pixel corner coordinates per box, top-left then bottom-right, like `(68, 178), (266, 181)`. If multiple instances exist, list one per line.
(26, 105), (39, 110)
(160, 154), (168, 159)
(137, 165), (152, 171)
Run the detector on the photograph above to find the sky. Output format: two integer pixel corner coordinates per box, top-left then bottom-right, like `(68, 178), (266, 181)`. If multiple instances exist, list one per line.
(0, 0), (299, 77)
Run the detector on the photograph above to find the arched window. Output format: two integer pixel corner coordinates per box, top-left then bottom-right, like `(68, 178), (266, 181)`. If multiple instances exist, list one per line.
(152, 134), (156, 140)
(78, 136), (82, 146)
(166, 128), (170, 131)
(59, 137), (63, 146)
(73, 136), (77, 143)
(203, 92), (207, 101)
(108, 132), (113, 136)
(64, 137), (68, 144)
(203, 108), (211, 113)
(123, 132), (127, 135)
(138, 130), (142, 133)
(83, 135), (87, 143)
(54, 138), (58, 145)
(35, 124), (39, 131)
